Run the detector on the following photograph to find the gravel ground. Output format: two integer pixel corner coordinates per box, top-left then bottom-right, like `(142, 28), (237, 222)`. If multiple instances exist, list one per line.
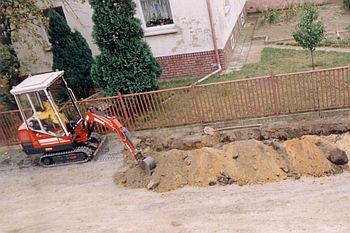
(1, 159), (350, 233)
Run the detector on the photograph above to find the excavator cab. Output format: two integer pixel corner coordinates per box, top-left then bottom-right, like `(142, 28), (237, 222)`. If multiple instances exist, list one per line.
(10, 71), (89, 166)
(10, 71), (156, 172)
(11, 71), (81, 138)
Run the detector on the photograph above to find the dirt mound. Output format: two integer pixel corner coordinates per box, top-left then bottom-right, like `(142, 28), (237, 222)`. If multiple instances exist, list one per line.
(114, 140), (289, 192)
(115, 135), (347, 192)
(284, 136), (334, 177)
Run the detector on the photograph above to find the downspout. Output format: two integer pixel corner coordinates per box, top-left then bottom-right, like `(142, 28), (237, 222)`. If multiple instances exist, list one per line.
(194, 0), (222, 85)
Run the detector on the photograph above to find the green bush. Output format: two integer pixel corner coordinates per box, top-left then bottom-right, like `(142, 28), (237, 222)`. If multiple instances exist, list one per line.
(283, 5), (298, 21)
(89, 0), (162, 96)
(262, 9), (281, 24)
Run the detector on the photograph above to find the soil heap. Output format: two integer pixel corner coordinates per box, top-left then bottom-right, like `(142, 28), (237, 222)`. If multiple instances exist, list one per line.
(114, 135), (348, 192)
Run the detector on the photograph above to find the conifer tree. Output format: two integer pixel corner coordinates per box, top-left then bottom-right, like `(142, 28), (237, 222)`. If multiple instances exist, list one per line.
(48, 10), (94, 99)
(89, 0), (162, 95)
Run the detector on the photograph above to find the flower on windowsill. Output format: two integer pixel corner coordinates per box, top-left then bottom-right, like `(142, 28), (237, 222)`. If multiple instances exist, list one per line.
(146, 18), (174, 27)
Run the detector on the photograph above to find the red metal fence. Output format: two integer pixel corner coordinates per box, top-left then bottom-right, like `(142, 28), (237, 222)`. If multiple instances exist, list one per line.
(1, 66), (350, 146)
(0, 110), (24, 146)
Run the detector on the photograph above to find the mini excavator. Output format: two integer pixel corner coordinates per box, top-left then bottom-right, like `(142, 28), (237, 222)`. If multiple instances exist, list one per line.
(10, 71), (156, 172)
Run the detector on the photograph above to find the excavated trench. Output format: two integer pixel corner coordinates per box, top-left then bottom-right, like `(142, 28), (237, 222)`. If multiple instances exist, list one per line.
(114, 114), (350, 192)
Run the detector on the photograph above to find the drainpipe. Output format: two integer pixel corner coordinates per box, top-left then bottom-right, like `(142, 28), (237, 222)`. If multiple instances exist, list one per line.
(194, 0), (222, 85)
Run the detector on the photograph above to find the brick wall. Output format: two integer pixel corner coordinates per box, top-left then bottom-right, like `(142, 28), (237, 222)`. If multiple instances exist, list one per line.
(157, 51), (218, 79)
(157, 3), (247, 79)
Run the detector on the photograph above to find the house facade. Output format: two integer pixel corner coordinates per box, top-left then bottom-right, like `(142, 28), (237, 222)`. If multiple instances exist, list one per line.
(135, 0), (247, 78)
(16, 0), (247, 79)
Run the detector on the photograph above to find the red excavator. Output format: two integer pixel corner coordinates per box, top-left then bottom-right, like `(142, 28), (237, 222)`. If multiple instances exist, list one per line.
(10, 71), (156, 172)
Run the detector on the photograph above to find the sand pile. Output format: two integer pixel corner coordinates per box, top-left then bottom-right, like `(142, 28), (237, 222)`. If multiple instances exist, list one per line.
(114, 135), (348, 192)
(284, 136), (334, 177)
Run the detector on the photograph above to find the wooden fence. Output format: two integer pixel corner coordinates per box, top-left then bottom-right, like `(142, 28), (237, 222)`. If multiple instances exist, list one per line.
(1, 65), (350, 146)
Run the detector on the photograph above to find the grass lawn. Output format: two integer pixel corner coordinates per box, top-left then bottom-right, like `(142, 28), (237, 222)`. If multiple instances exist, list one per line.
(159, 48), (350, 89)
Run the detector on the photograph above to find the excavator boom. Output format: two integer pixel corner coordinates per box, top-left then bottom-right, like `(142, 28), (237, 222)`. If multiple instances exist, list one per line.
(85, 109), (156, 172)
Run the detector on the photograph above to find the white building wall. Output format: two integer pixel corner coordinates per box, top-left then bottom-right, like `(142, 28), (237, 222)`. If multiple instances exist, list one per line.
(211, 0), (246, 49)
(135, 0), (213, 57)
(15, 0), (246, 75)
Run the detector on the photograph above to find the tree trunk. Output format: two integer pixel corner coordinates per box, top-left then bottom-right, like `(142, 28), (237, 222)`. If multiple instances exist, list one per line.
(0, 14), (12, 46)
(311, 49), (315, 70)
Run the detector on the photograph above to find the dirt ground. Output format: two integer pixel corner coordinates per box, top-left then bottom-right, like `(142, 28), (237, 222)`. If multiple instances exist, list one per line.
(1, 160), (350, 232)
(254, 0), (350, 41)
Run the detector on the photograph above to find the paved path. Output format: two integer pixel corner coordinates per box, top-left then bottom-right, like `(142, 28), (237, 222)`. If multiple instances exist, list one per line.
(225, 15), (258, 73)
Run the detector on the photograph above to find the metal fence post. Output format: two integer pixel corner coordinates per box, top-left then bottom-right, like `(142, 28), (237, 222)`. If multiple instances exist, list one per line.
(118, 92), (132, 130)
(270, 71), (279, 115)
(191, 84), (203, 124)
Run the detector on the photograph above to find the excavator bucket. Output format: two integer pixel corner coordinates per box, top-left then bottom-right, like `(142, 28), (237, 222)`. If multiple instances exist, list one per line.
(139, 156), (156, 173)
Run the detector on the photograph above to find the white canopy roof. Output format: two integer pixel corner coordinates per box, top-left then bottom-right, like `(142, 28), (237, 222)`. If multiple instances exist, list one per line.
(10, 71), (65, 95)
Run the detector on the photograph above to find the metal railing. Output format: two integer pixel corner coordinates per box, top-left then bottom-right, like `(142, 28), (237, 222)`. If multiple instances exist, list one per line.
(0, 110), (24, 146)
(1, 65), (350, 146)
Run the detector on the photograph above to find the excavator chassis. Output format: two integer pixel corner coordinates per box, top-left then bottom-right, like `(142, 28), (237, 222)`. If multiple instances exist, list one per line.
(39, 146), (94, 168)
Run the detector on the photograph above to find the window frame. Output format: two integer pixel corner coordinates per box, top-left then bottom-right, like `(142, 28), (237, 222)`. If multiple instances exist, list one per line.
(136, 0), (177, 37)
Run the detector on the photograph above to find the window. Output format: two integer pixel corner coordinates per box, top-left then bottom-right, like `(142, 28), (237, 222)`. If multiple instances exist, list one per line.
(140, 0), (174, 28)
(224, 0), (231, 14)
(17, 91), (66, 135)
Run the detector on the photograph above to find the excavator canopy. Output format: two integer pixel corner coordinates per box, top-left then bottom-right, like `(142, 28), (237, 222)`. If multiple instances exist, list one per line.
(10, 71), (65, 95)
(10, 71), (82, 137)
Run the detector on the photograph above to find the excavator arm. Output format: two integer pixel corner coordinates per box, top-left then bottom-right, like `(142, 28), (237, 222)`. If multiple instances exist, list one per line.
(85, 108), (156, 172)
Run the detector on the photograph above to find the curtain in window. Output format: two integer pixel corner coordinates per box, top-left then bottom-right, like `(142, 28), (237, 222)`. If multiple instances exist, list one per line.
(140, 0), (174, 27)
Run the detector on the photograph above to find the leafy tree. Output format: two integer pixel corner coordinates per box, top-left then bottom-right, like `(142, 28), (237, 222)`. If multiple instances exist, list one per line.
(48, 10), (94, 99)
(0, 0), (44, 110)
(293, 3), (324, 69)
(0, 46), (21, 111)
(89, 0), (162, 96)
